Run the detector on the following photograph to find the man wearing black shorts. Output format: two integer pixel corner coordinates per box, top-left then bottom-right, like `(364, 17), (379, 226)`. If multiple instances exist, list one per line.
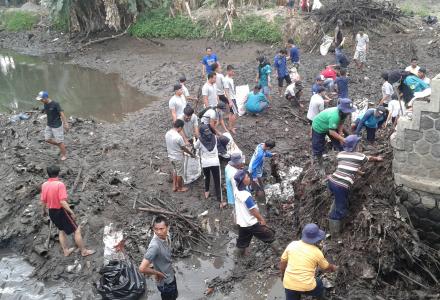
(274, 49), (292, 96)
(41, 165), (95, 257)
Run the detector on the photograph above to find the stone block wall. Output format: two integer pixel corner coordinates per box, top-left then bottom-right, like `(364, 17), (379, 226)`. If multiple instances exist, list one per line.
(391, 74), (440, 247)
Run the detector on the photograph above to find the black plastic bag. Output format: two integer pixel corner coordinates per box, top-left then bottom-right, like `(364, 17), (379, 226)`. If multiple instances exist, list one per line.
(96, 259), (146, 300)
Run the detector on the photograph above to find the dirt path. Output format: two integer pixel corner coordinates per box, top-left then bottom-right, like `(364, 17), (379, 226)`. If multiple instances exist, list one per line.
(1, 15), (440, 298)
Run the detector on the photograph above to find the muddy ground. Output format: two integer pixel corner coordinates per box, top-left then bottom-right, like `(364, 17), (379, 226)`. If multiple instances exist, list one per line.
(1, 13), (440, 299)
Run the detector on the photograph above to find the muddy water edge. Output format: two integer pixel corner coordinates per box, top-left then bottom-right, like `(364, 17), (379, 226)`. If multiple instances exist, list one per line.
(1, 16), (440, 299)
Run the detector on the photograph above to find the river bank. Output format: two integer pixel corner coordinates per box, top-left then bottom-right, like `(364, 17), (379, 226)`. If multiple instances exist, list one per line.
(1, 12), (440, 299)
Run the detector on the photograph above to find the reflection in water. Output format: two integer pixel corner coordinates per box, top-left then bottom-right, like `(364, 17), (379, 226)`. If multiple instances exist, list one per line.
(0, 50), (157, 122)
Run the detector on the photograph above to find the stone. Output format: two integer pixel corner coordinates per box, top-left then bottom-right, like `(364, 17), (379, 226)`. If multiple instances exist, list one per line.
(425, 112), (440, 120)
(429, 168), (440, 179)
(421, 196), (437, 209)
(414, 140), (431, 155)
(414, 204), (428, 218)
(393, 150), (407, 163)
(412, 167), (428, 178)
(407, 192), (421, 205)
(405, 130), (423, 142)
(424, 231), (440, 243)
(407, 153), (421, 166)
(402, 201), (412, 210)
(428, 208), (440, 222)
(432, 144), (440, 158)
(404, 140), (414, 152)
(424, 130), (440, 144)
(418, 218), (435, 231)
(436, 119), (440, 131)
(420, 115), (434, 130)
(421, 154), (440, 170)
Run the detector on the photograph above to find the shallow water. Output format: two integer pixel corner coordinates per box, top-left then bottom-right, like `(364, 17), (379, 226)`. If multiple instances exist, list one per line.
(0, 50), (157, 122)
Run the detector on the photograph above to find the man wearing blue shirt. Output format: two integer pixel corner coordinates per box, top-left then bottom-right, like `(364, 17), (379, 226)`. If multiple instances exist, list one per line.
(353, 107), (386, 142)
(335, 69), (349, 99)
(287, 39), (300, 69)
(248, 141), (276, 201)
(274, 49), (291, 96)
(245, 85), (270, 114)
(201, 47), (218, 78)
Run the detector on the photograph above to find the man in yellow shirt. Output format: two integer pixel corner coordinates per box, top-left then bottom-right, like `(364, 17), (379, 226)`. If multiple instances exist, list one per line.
(279, 223), (337, 299)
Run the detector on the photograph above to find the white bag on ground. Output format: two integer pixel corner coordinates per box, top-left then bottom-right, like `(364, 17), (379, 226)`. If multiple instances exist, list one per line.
(312, 0), (322, 10)
(320, 35), (333, 56)
(183, 150), (201, 184)
(103, 223), (124, 265)
(223, 132), (245, 162)
(235, 85), (250, 116)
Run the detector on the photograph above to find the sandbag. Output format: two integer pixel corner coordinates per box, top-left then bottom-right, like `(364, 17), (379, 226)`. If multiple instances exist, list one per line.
(183, 151), (201, 184)
(320, 35), (333, 56)
(96, 259), (146, 300)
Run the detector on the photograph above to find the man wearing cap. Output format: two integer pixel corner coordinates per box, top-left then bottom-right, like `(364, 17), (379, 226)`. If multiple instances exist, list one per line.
(36, 91), (69, 161)
(200, 102), (229, 136)
(327, 135), (383, 234)
(225, 153), (244, 206)
(307, 86), (329, 125)
(202, 72), (218, 108)
(179, 76), (197, 102)
(353, 106), (386, 143)
(279, 223), (337, 299)
(169, 84), (187, 122)
(233, 170), (275, 255)
(311, 98), (354, 164)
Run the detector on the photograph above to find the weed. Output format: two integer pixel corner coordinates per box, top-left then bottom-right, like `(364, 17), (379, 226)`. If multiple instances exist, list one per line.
(224, 15), (283, 44)
(0, 11), (39, 31)
(400, 3), (430, 17)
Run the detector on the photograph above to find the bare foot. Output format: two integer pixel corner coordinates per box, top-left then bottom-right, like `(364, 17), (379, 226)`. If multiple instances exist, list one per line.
(177, 187), (189, 192)
(204, 192), (210, 199)
(219, 201), (227, 209)
(63, 247), (75, 257)
(60, 155), (67, 161)
(230, 128), (237, 134)
(172, 188), (178, 192)
(81, 249), (96, 257)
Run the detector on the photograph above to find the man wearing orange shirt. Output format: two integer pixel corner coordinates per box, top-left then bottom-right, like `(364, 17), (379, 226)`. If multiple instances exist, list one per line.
(41, 165), (95, 257)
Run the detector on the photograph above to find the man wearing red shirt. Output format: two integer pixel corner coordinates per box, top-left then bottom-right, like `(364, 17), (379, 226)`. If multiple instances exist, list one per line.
(41, 165), (95, 257)
(320, 65), (340, 92)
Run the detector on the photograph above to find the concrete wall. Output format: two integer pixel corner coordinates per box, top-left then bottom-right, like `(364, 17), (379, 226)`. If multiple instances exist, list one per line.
(391, 74), (440, 248)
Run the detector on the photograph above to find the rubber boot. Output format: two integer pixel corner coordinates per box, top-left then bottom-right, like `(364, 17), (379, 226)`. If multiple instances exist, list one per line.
(328, 218), (342, 237)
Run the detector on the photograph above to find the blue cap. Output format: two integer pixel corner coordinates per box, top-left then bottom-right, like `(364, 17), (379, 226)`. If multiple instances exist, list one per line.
(337, 98), (356, 113)
(234, 170), (249, 191)
(36, 91), (49, 101)
(301, 223), (325, 244)
(343, 135), (361, 152)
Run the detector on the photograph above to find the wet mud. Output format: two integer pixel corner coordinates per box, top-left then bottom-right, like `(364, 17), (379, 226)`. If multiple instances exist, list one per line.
(1, 14), (440, 299)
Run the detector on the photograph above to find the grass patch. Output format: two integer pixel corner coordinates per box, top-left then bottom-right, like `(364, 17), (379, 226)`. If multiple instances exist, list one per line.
(400, 3), (430, 17)
(0, 11), (39, 31)
(224, 15), (283, 44)
(129, 10), (207, 39)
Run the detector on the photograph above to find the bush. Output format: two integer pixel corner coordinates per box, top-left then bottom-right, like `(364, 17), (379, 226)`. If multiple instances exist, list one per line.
(0, 11), (39, 31)
(129, 10), (207, 39)
(223, 15), (282, 44)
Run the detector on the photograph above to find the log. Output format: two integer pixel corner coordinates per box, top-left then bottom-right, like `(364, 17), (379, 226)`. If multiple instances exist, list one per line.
(77, 30), (127, 50)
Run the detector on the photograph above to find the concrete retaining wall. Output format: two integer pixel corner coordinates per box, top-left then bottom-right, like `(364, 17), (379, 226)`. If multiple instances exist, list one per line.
(391, 74), (440, 247)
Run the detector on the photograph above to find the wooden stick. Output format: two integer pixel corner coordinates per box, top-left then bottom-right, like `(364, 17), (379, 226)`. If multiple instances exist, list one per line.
(71, 166), (83, 194)
(137, 207), (195, 221)
(392, 269), (430, 290)
(80, 175), (90, 192)
(77, 31), (127, 50)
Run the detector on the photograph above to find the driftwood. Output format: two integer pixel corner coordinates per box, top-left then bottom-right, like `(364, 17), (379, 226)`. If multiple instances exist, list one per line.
(77, 30), (127, 50)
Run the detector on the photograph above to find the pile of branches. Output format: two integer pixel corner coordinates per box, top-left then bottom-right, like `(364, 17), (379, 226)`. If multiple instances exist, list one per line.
(315, 0), (402, 32)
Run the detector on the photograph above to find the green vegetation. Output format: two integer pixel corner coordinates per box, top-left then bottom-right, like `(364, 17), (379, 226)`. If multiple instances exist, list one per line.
(129, 10), (206, 39)
(224, 15), (283, 44)
(0, 11), (39, 31)
(129, 9), (283, 44)
(400, 3), (430, 17)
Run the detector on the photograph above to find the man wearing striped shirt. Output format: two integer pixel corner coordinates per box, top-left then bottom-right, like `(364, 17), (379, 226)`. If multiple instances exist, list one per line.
(327, 135), (383, 234)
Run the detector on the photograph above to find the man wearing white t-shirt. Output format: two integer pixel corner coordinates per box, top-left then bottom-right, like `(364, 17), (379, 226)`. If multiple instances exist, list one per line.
(224, 65), (239, 134)
(179, 76), (197, 102)
(202, 73), (218, 108)
(354, 31), (369, 71)
(169, 84), (187, 122)
(233, 170), (275, 255)
(385, 97), (405, 126)
(307, 86), (328, 125)
(379, 72), (394, 107)
(405, 58), (420, 76)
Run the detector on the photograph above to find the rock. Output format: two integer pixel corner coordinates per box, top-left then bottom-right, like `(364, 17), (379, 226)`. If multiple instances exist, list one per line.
(420, 115), (434, 130)
(414, 140), (431, 155)
(431, 144), (440, 158)
(405, 130), (423, 142)
(424, 130), (440, 144)
(421, 196), (437, 209)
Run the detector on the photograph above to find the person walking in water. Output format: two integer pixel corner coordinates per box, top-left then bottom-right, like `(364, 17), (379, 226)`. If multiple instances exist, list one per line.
(36, 91), (69, 161)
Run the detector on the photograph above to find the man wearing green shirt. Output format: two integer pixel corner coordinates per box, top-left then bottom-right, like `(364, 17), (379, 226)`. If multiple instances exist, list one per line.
(311, 98), (355, 162)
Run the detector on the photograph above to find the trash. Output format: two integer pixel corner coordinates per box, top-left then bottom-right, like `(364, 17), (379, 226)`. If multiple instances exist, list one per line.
(312, 0), (322, 10)
(320, 35), (333, 56)
(235, 85), (250, 116)
(423, 15), (438, 25)
(265, 166), (302, 203)
(103, 223), (124, 265)
(183, 150), (201, 184)
(96, 259), (146, 300)
(9, 112), (31, 123)
(223, 132), (244, 160)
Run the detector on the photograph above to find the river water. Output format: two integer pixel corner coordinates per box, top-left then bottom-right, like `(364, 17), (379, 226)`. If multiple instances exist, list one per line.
(0, 50), (157, 122)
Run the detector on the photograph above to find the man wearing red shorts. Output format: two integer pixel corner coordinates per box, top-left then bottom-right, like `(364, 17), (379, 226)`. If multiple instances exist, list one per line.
(41, 165), (95, 257)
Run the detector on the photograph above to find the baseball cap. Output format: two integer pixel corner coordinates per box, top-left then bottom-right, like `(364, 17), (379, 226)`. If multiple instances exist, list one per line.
(343, 135), (361, 152)
(36, 91), (49, 101)
(229, 153), (244, 166)
(234, 170), (249, 191)
(337, 98), (356, 113)
(316, 75), (325, 81)
(173, 84), (182, 92)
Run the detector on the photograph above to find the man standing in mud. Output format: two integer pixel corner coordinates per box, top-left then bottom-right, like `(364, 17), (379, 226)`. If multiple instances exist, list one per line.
(202, 72), (218, 108)
(274, 49), (292, 97)
(165, 119), (195, 192)
(248, 140), (276, 201)
(201, 47), (218, 78)
(334, 19), (343, 49)
(139, 215), (178, 300)
(41, 165), (95, 257)
(169, 84), (187, 122)
(36, 91), (69, 161)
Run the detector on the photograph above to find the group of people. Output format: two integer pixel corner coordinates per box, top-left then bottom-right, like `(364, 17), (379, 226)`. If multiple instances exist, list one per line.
(34, 19), (434, 300)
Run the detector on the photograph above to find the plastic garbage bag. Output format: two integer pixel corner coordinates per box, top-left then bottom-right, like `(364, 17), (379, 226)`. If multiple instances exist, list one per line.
(320, 35), (333, 56)
(235, 85), (250, 116)
(312, 0), (322, 10)
(96, 259), (146, 300)
(183, 150), (201, 184)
